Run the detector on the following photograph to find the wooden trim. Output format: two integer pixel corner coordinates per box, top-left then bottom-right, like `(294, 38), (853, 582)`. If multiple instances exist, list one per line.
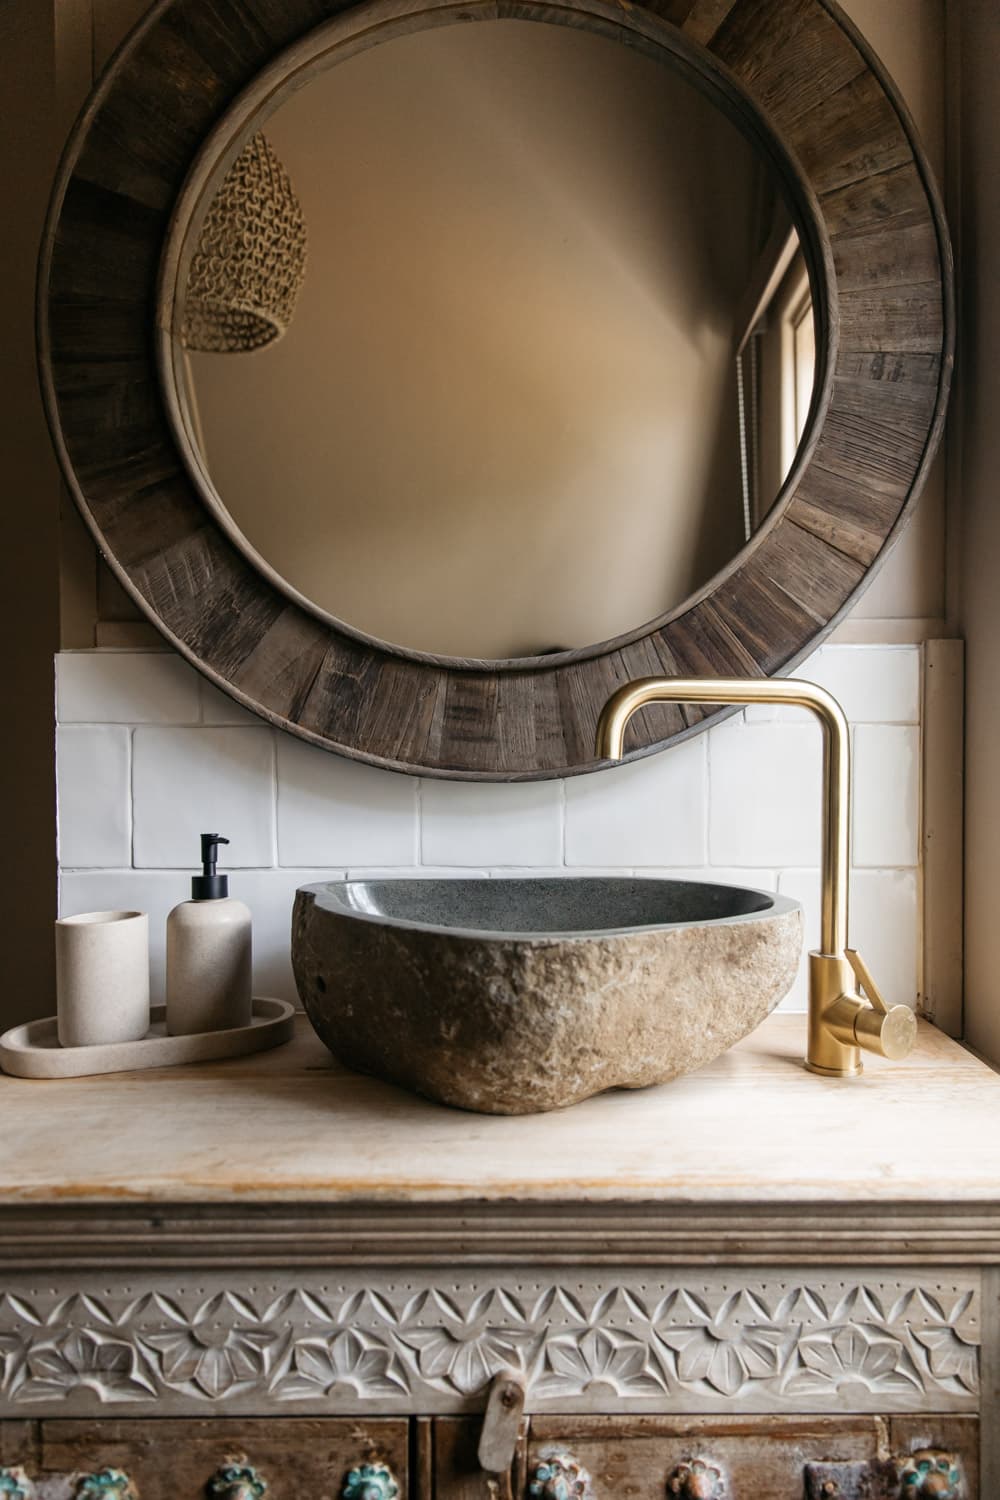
(681, 0), (740, 48)
(37, 0), (953, 778)
(921, 638), (965, 1036)
(1, 1202), (999, 1268)
(982, 1266), (1000, 1493)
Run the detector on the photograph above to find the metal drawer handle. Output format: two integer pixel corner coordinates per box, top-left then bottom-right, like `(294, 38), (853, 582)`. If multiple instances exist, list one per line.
(340, 1462), (399, 1500)
(528, 1449), (593, 1500)
(207, 1461), (267, 1500)
(0, 1469), (33, 1500)
(75, 1472), (137, 1500)
(897, 1450), (964, 1498)
(666, 1460), (726, 1499)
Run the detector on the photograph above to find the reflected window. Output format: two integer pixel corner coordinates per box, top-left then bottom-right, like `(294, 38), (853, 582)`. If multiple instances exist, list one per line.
(736, 234), (815, 538)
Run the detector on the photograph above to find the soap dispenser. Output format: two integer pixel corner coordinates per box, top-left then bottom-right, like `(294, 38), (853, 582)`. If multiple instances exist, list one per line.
(166, 834), (252, 1035)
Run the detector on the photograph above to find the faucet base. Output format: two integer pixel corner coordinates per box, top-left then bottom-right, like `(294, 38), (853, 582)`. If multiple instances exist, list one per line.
(805, 1057), (864, 1078)
(806, 951), (865, 1077)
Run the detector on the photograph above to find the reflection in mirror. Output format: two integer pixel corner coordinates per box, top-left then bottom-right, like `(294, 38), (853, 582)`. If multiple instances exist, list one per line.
(170, 20), (815, 660)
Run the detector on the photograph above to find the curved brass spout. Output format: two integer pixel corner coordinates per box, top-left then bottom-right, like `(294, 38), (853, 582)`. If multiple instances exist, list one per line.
(595, 676), (917, 1077)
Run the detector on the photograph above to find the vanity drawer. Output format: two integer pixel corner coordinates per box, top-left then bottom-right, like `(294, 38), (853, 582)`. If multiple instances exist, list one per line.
(0, 1412), (983, 1498)
(0, 1418), (409, 1500)
(429, 1414), (980, 1499)
(524, 1416), (979, 1499)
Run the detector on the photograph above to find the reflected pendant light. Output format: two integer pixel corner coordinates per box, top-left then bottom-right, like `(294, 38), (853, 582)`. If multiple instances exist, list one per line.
(182, 132), (307, 353)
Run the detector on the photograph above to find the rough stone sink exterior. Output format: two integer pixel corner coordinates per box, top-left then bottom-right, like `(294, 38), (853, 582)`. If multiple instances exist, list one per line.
(292, 877), (802, 1114)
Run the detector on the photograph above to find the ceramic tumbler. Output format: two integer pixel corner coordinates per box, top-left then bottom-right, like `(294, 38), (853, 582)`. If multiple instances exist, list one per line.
(56, 910), (150, 1047)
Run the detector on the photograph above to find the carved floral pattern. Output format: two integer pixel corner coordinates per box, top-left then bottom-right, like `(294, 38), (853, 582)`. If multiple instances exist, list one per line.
(20, 1331), (154, 1403)
(272, 1330), (407, 1400)
(537, 1328), (666, 1397)
(786, 1323), (923, 1396)
(144, 1326), (279, 1399)
(0, 1277), (979, 1413)
(396, 1324), (539, 1395)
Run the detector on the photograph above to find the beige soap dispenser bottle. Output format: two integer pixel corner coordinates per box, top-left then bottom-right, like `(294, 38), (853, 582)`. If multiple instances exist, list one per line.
(166, 833), (252, 1035)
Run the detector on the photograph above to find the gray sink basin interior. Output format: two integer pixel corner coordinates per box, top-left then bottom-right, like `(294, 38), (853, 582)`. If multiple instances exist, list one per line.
(312, 875), (784, 939)
(293, 875), (803, 1114)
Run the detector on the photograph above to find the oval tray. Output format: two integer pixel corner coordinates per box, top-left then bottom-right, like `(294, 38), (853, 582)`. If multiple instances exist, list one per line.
(0, 998), (295, 1079)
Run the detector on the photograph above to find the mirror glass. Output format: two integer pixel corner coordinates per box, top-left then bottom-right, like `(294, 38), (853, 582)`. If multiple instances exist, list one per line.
(169, 19), (816, 660)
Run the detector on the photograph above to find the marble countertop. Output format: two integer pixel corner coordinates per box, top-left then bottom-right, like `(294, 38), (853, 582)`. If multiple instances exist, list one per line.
(2, 1014), (999, 1208)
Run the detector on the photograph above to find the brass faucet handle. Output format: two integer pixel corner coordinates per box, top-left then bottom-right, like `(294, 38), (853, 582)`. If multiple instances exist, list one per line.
(845, 949), (888, 1013)
(844, 949), (918, 1061)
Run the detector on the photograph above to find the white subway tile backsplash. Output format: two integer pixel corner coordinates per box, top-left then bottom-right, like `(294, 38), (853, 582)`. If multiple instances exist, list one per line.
(852, 724), (920, 867)
(640, 867), (779, 892)
(803, 645), (921, 724)
(233, 867), (346, 1003)
(57, 651), (200, 724)
(565, 738), (706, 867)
(421, 780), (563, 866)
(277, 736), (418, 867)
(709, 718), (822, 866)
(850, 868), (920, 1010)
(743, 645), (921, 726)
(489, 867), (638, 880)
(347, 868), (491, 880)
(133, 727), (276, 868)
(56, 725), (131, 868)
(53, 646), (924, 1027)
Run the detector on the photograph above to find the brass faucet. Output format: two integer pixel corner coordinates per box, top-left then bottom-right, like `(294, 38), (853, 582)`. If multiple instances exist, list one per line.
(594, 676), (917, 1077)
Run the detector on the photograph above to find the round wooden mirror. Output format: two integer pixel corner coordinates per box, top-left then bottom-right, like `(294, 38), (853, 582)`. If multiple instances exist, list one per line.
(160, 17), (820, 662)
(38, 0), (952, 778)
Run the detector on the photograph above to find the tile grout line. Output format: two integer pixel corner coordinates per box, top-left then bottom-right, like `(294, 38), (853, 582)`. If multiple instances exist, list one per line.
(128, 724), (136, 871)
(270, 729), (280, 870)
(704, 728), (714, 866)
(415, 778), (425, 866)
(54, 721), (272, 730)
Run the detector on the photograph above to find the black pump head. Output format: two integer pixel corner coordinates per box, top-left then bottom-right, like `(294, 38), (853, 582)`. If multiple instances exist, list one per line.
(192, 833), (229, 900)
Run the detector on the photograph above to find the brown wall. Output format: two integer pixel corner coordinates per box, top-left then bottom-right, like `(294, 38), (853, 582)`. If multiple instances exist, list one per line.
(955, 0), (1000, 1062)
(0, 0), (63, 1018)
(841, 0), (948, 625)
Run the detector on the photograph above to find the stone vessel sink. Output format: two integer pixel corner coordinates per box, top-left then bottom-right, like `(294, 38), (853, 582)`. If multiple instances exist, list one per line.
(293, 877), (802, 1115)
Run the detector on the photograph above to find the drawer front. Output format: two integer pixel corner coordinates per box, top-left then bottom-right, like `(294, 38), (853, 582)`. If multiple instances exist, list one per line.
(429, 1415), (980, 1499)
(0, 1418), (409, 1500)
(2, 1414), (982, 1498)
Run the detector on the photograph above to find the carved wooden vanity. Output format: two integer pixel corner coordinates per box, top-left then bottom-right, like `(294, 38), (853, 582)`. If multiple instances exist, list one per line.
(1, 1015), (996, 1496)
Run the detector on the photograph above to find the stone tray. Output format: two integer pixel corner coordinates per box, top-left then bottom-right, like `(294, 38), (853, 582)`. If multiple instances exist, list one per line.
(0, 998), (295, 1078)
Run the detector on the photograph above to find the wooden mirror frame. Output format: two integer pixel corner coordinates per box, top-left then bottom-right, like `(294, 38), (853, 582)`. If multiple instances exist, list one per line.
(39, 0), (952, 780)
